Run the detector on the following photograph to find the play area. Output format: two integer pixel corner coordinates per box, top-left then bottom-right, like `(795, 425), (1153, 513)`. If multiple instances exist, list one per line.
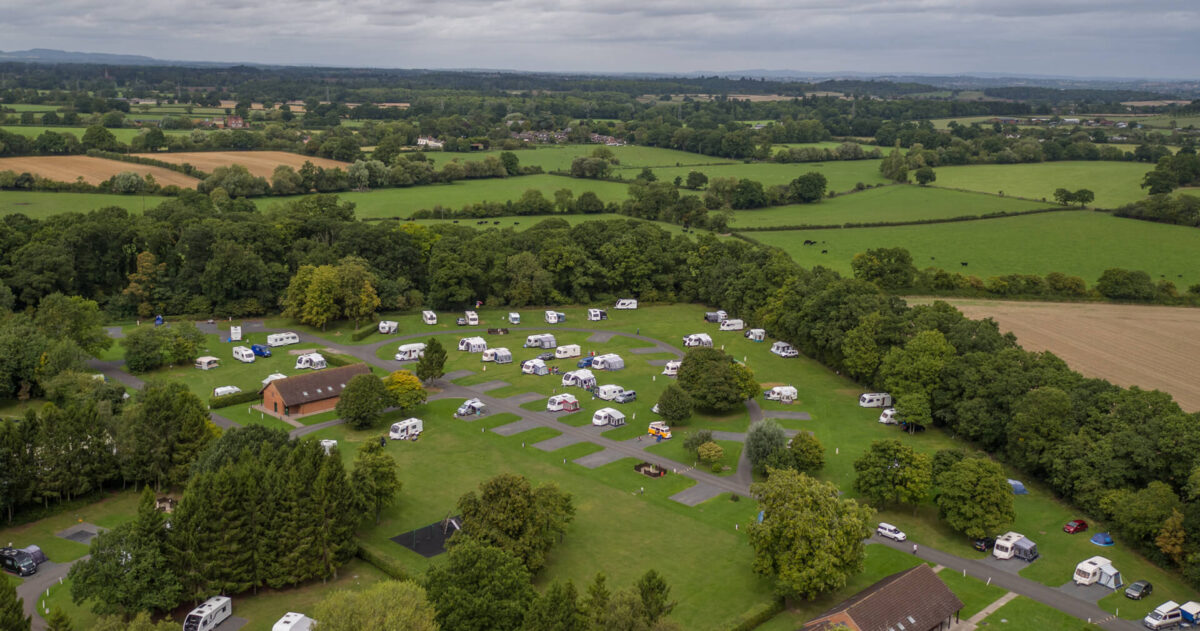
(390, 513), (463, 558)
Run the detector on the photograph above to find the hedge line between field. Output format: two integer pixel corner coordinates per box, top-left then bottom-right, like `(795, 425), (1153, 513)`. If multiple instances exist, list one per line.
(726, 596), (785, 631)
(730, 206), (1086, 233)
(208, 390), (260, 409)
(86, 149), (211, 179)
(356, 540), (412, 582)
(350, 323), (378, 342)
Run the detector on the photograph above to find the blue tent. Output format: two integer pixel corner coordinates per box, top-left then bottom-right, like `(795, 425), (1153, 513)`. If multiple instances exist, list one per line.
(757, 510), (764, 523)
(1091, 532), (1115, 547)
(1007, 479), (1028, 495)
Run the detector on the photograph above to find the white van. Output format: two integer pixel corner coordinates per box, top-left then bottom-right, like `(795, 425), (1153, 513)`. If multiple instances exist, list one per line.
(555, 344), (581, 359)
(267, 332), (300, 347)
(229, 325), (242, 342)
(878, 408), (899, 424)
(394, 343), (426, 361)
(719, 318), (744, 331)
(422, 310), (438, 325)
(389, 418), (424, 440)
(859, 393), (893, 408)
(184, 596), (232, 631)
(1144, 601), (1183, 630)
(272, 612), (316, 631)
(213, 386), (242, 397)
(464, 311), (479, 326)
(232, 346), (255, 363)
(378, 320), (398, 334)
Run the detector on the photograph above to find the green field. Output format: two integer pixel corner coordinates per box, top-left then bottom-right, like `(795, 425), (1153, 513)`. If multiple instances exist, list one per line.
(772, 142), (877, 154)
(723, 184), (1057, 228)
(931, 161), (1152, 208)
(460, 144), (735, 173)
(751, 211), (1200, 289)
(651, 160), (888, 193)
(0, 190), (158, 217)
(936, 568), (1007, 619)
(979, 596), (1092, 630)
(0, 125), (193, 143)
(256, 174), (633, 218)
(0, 491), (140, 564)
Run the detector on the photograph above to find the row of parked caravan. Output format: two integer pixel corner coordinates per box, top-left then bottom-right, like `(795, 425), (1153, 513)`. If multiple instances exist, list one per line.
(688, 308), (800, 358)
(184, 596), (317, 631)
(405, 299), (638, 330)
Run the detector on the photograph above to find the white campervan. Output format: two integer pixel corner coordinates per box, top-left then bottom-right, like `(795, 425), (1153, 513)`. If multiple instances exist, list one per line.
(195, 356), (220, 370)
(764, 386), (798, 403)
(184, 596), (232, 631)
(422, 310), (438, 325)
(389, 418), (424, 440)
(719, 318), (745, 331)
(587, 308), (607, 321)
(546, 393), (579, 412)
(597, 384), (626, 400)
(229, 325), (242, 342)
(272, 612), (316, 631)
(615, 298), (638, 310)
(232, 346), (255, 363)
(294, 353), (327, 370)
(267, 332), (300, 347)
(378, 320), (398, 334)
(591, 354), (624, 370)
(555, 344), (581, 359)
(662, 360), (681, 376)
(464, 311), (479, 326)
(394, 343), (426, 361)
(508, 312), (521, 324)
(522, 358), (549, 375)
(859, 393), (893, 408)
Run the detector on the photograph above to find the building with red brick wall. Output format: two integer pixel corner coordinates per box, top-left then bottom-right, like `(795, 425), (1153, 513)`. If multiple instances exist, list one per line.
(260, 363), (370, 418)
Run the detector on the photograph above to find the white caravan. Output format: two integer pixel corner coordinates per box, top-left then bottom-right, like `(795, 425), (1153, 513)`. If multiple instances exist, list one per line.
(719, 318), (745, 331)
(661, 360), (681, 376)
(458, 336), (487, 353)
(764, 386), (798, 403)
(562, 369), (597, 390)
(1074, 556), (1123, 588)
(587, 308), (608, 321)
(546, 393), (579, 412)
(524, 334), (557, 349)
(555, 344), (582, 359)
(378, 320), (398, 334)
(859, 393), (893, 408)
(592, 407), (626, 427)
(683, 333), (713, 348)
(544, 310), (567, 324)
(597, 384), (626, 401)
(464, 311), (479, 326)
(267, 332), (300, 347)
(261, 373), (287, 387)
(522, 359), (549, 375)
(183, 596), (232, 631)
(745, 328), (766, 342)
(422, 310), (438, 325)
(770, 341), (799, 358)
(389, 418), (424, 440)
(878, 408), (899, 424)
(508, 312), (521, 324)
(615, 298), (638, 310)
(482, 347), (513, 364)
(232, 346), (255, 363)
(213, 386), (242, 397)
(272, 612), (316, 631)
(394, 343), (426, 361)
(294, 353), (327, 370)
(195, 356), (220, 370)
(229, 325), (242, 342)
(591, 354), (625, 370)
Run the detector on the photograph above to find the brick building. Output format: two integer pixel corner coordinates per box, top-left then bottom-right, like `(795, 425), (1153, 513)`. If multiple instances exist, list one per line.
(803, 564), (963, 631)
(260, 363), (370, 418)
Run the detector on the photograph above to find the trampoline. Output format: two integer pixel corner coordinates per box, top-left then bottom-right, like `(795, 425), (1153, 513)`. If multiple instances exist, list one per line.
(391, 515), (463, 558)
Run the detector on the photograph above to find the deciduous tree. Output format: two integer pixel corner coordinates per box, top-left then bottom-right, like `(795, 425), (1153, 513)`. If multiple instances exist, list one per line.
(655, 384), (693, 423)
(314, 580), (439, 631)
(745, 419), (787, 474)
(853, 439), (932, 507)
(336, 374), (392, 429)
(425, 538), (534, 631)
(935, 457), (1014, 540)
(383, 369), (427, 409)
(350, 440), (402, 524)
(455, 473), (575, 573)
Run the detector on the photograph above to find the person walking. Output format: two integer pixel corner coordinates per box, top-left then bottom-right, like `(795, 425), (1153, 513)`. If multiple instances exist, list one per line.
(912, 543), (918, 555)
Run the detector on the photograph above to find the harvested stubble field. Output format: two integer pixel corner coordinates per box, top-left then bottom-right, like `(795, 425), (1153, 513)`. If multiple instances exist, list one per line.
(130, 150), (350, 178)
(913, 299), (1200, 412)
(0, 155), (201, 187)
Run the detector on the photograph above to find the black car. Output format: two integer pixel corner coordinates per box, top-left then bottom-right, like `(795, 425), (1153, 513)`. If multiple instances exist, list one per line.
(1124, 580), (1153, 600)
(973, 537), (995, 552)
(536, 352), (555, 361)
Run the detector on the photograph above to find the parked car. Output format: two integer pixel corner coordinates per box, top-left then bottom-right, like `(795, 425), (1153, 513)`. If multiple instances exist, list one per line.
(1125, 580), (1153, 600)
(1064, 519), (1089, 534)
(876, 523), (906, 542)
(577, 356), (594, 368)
(536, 352), (555, 361)
(614, 390), (637, 403)
(250, 344), (272, 358)
(973, 537), (995, 552)
(456, 317), (468, 326)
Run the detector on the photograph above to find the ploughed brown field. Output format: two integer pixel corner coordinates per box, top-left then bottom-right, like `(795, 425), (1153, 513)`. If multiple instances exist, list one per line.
(913, 299), (1200, 412)
(0, 155), (201, 187)
(131, 151), (350, 179)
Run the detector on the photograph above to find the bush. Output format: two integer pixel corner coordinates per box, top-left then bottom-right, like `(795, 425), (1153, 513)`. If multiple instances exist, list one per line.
(728, 597), (785, 631)
(208, 390), (260, 409)
(350, 322), (378, 342)
(356, 541), (411, 581)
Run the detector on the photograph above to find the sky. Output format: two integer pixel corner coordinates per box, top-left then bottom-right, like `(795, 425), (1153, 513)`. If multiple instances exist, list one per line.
(3, 0), (1199, 79)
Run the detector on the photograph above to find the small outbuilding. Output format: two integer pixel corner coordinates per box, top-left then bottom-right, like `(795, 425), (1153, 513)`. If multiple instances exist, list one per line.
(458, 336), (488, 353)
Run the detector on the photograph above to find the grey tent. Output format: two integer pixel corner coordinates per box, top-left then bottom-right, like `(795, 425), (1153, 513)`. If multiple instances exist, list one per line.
(21, 545), (47, 565)
(1013, 536), (1039, 561)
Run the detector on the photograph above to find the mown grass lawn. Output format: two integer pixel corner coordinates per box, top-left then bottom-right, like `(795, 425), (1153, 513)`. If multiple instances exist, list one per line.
(937, 567), (1008, 619)
(979, 595), (1097, 630)
(0, 189), (162, 219)
(723, 184), (1057, 229)
(0, 490), (139, 565)
(465, 144), (735, 172)
(752, 211), (1200, 289)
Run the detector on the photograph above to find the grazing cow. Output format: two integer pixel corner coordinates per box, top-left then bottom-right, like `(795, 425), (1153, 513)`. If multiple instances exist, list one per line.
(960, 262), (968, 267)
(821, 250), (828, 254)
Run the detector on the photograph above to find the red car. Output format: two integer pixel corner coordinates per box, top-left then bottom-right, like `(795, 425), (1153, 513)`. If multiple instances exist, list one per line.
(1063, 520), (1089, 534)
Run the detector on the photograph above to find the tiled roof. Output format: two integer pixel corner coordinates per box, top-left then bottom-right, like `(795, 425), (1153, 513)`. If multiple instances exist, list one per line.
(804, 564), (963, 631)
(262, 364), (370, 406)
